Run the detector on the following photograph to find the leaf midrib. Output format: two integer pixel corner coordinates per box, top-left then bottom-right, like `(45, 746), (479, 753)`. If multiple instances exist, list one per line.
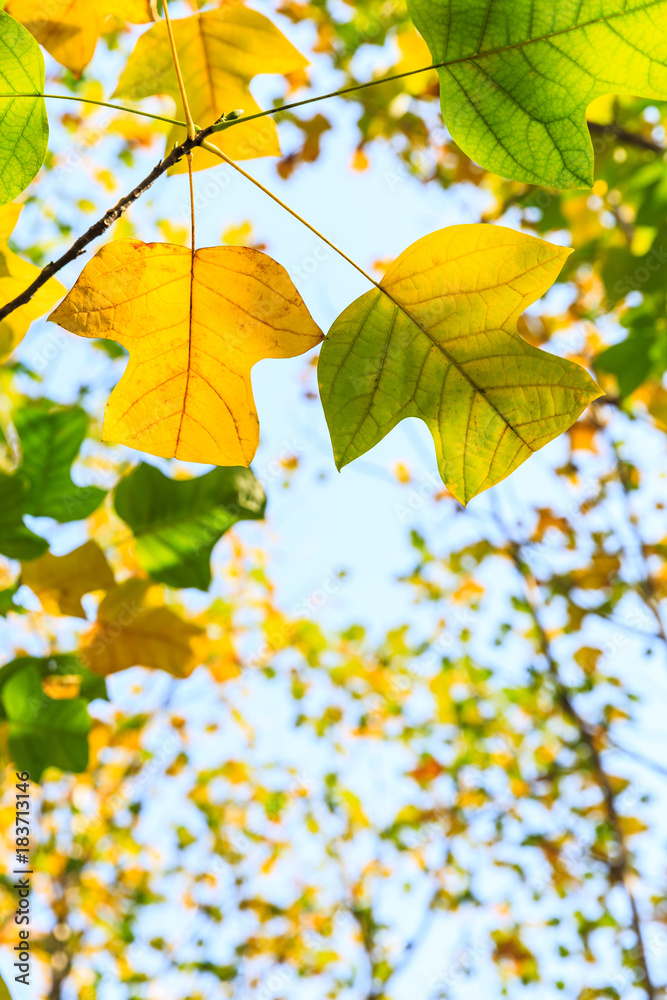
(373, 261), (561, 453)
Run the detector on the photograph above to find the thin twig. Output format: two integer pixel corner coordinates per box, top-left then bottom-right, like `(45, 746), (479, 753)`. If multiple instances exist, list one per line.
(4, 89), (663, 158)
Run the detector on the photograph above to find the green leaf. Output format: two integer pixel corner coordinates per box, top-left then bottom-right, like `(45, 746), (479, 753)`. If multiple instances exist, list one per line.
(14, 400), (106, 522)
(1, 664), (91, 781)
(406, 0), (667, 188)
(0, 653), (107, 702)
(595, 334), (653, 398)
(0, 973), (12, 1000)
(114, 464), (266, 591)
(319, 225), (602, 506)
(0, 582), (23, 616)
(0, 472), (48, 560)
(0, 10), (48, 204)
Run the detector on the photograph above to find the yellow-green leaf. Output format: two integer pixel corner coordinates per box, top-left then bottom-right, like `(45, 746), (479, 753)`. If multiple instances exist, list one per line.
(407, 0), (667, 188)
(0, 10), (48, 205)
(112, 6), (308, 169)
(318, 225), (602, 506)
(49, 240), (323, 467)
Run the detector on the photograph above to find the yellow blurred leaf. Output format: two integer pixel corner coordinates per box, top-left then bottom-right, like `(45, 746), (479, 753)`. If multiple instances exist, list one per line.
(574, 646), (602, 675)
(21, 540), (115, 618)
(80, 579), (205, 677)
(618, 816), (649, 839)
(42, 674), (82, 700)
(0, 209), (65, 363)
(6, 0), (153, 74)
(430, 672), (456, 725)
(50, 240), (323, 466)
(113, 6), (308, 169)
(340, 790), (370, 828)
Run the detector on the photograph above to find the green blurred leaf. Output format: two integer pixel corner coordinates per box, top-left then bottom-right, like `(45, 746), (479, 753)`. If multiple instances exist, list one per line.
(0, 653), (107, 702)
(14, 400), (106, 522)
(1, 664), (91, 781)
(0, 582), (23, 616)
(595, 333), (653, 397)
(0, 472), (48, 560)
(407, 0), (667, 188)
(114, 463), (266, 590)
(0, 10), (48, 204)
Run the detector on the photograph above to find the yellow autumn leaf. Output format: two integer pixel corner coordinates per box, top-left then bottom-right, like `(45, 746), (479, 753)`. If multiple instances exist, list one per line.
(80, 578), (205, 678)
(646, 383), (667, 431)
(112, 6), (308, 169)
(6, 0), (153, 75)
(319, 226), (603, 506)
(430, 672), (456, 725)
(21, 540), (115, 618)
(0, 207), (66, 363)
(50, 240), (322, 466)
(393, 29), (438, 96)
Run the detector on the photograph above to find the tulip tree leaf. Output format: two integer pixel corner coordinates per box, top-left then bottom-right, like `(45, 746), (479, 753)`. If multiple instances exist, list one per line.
(1, 664), (91, 781)
(113, 6), (308, 169)
(0, 9), (48, 205)
(319, 225), (602, 506)
(0, 473), (48, 560)
(114, 463), (266, 591)
(14, 401), (107, 522)
(49, 240), (323, 467)
(406, 0), (667, 188)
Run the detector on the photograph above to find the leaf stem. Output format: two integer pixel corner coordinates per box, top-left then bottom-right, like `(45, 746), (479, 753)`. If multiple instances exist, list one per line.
(4, 92), (189, 129)
(162, 0), (196, 141)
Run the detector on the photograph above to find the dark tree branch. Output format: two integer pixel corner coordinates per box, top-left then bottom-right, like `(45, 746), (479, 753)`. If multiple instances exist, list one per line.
(0, 121), (220, 324)
(587, 120), (665, 154)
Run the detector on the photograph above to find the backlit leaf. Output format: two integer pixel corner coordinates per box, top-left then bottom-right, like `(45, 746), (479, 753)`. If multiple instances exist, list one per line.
(113, 6), (308, 169)
(406, 0), (667, 188)
(0, 9), (48, 204)
(114, 463), (266, 591)
(14, 400), (107, 522)
(21, 540), (115, 618)
(50, 240), (323, 466)
(80, 578), (205, 677)
(6, 0), (153, 74)
(319, 225), (602, 506)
